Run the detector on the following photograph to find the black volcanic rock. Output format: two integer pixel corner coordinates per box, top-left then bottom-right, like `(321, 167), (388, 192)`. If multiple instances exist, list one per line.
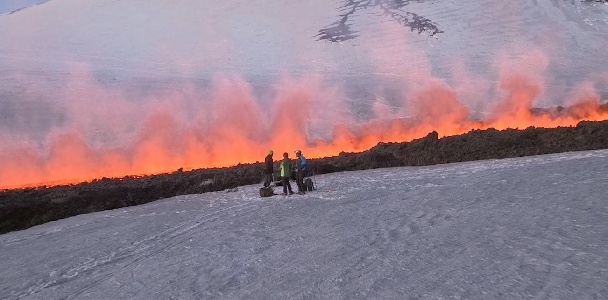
(317, 0), (442, 42)
(2, 120), (608, 234)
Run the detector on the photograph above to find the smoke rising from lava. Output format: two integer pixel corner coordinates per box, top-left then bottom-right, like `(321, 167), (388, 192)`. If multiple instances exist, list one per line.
(1, 49), (606, 189)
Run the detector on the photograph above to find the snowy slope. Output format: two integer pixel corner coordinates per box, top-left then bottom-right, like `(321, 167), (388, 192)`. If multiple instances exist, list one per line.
(1, 150), (607, 299)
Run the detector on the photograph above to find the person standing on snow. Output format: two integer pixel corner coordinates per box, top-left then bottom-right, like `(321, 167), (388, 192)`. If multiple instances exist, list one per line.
(295, 149), (308, 194)
(279, 152), (294, 195)
(263, 150), (274, 188)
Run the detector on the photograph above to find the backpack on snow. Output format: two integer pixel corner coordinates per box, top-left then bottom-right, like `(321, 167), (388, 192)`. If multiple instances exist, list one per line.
(259, 186), (274, 197)
(304, 178), (315, 191)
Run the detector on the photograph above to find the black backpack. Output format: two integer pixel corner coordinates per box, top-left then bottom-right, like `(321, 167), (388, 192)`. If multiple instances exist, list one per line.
(304, 178), (315, 191)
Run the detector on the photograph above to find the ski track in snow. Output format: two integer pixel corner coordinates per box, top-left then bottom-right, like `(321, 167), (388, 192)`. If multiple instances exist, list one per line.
(3, 196), (271, 299)
(1, 149), (607, 299)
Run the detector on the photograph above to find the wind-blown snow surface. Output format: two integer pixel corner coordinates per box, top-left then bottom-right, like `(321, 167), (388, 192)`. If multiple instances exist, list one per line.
(2, 150), (607, 299)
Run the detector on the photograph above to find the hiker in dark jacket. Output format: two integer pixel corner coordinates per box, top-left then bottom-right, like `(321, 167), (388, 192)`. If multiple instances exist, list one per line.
(295, 149), (308, 194)
(263, 150), (274, 188)
(279, 152), (294, 195)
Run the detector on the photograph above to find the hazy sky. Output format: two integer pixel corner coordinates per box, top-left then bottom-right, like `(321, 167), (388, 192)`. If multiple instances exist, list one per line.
(0, 0), (47, 14)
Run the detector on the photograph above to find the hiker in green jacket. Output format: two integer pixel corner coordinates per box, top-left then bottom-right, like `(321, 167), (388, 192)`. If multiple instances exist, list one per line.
(279, 152), (294, 195)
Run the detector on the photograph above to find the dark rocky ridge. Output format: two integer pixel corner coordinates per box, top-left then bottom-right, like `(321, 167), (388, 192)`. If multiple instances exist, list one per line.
(317, 0), (442, 42)
(2, 120), (608, 234)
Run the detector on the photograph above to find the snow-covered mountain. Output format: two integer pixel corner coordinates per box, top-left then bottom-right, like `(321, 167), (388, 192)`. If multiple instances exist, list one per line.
(1, 0), (606, 85)
(1, 150), (607, 299)
(0, 0), (607, 188)
(1, 3), (607, 298)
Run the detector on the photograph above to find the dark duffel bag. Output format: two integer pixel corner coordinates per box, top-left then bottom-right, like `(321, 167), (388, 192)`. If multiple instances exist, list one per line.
(259, 187), (274, 197)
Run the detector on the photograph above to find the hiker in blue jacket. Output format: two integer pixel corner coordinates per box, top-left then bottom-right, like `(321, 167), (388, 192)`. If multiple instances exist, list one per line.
(295, 149), (308, 194)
